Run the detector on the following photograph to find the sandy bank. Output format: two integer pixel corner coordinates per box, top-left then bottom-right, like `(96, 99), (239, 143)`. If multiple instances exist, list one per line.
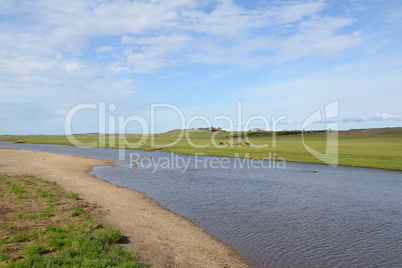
(0, 148), (251, 268)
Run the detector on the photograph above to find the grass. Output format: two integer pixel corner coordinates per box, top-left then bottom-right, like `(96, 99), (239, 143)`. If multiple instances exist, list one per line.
(0, 174), (146, 268)
(4, 182), (28, 199)
(69, 206), (85, 217)
(1, 127), (402, 170)
(65, 192), (79, 200)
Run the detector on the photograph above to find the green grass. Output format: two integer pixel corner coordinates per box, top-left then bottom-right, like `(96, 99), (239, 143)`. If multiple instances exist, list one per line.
(0, 254), (10, 262)
(16, 206), (57, 220)
(0, 174), (146, 268)
(65, 192), (80, 200)
(22, 244), (48, 256)
(4, 182), (28, 199)
(7, 232), (34, 243)
(69, 206), (85, 217)
(35, 188), (55, 199)
(1, 128), (402, 170)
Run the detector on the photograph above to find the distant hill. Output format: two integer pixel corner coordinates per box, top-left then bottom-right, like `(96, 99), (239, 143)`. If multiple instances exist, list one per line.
(154, 127), (402, 138)
(338, 127), (402, 136)
(154, 129), (228, 138)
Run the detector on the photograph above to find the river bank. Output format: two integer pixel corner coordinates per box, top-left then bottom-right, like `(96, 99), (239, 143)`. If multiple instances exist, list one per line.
(0, 147), (251, 268)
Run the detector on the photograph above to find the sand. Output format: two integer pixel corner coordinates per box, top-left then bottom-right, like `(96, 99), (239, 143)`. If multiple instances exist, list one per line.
(0, 147), (251, 268)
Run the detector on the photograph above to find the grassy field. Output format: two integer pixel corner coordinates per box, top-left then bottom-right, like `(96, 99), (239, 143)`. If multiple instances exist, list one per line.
(0, 173), (146, 267)
(1, 127), (401, 171)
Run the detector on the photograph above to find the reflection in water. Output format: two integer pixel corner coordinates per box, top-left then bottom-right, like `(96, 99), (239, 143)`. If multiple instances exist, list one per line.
(2, 142), (402, 268)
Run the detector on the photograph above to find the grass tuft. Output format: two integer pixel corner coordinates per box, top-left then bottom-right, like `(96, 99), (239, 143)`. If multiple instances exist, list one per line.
(0, 253), (11, 262)
(35, 188), (55, 199)
(66, 192), (79, 200)
(69, 207), (85, 217)
(22, 180), (36, 186)
(16, 206), (57, 220)
(23, 244), (48, 256)
(8, 233), (31, 243)
(4, 181), (28, 199)
(44, 226), (64, 234)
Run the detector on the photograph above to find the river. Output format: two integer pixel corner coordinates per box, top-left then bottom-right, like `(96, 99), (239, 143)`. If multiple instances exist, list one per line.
(1, 142), (401, 267)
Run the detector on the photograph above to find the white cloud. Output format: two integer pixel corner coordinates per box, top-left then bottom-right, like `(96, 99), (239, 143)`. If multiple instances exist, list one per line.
(374, 113), (402, 121)
(268, 1), (326, 24)
(64, 62), (87, 72)
(96, 46), (113, 53)
(339, 113), (402, 124)
(278, 16), (362, 58)
(88, 79), (137, 95)
(182, 0), (258, 36)
(0, 0), (362, 74)
(365, 40), (388, 54)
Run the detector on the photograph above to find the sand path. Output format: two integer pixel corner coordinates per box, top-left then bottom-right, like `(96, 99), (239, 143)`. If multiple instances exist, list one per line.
(0, 148), (251, 268)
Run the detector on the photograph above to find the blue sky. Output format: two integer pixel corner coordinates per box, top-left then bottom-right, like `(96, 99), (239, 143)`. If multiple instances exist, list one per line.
(1, 0), (401, 134)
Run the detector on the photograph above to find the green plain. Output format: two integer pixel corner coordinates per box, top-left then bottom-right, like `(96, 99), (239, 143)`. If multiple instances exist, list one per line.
(1, 128), (401, 171)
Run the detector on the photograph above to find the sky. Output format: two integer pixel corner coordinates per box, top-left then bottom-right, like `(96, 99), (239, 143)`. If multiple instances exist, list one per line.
(1, 0), (402, 134)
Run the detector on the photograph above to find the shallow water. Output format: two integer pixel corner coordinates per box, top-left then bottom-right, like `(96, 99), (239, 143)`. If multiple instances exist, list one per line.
(2, 142), (402, 267)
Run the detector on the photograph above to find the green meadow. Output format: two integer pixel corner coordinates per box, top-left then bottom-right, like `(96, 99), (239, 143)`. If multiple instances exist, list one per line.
(1, 128), (401, 171)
